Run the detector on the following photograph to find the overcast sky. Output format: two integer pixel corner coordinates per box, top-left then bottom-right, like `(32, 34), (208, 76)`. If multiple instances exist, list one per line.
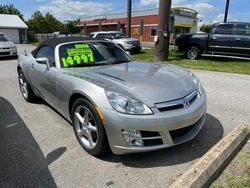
(1, 0), (250, 23)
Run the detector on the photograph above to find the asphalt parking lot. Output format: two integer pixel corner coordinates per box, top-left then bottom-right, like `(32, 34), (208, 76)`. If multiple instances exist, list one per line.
(0, 44), (250, 188)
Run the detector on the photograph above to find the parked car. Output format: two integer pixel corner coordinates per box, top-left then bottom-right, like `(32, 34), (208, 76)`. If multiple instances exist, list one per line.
(0, 32), (17, 57)
(17, 37), (206, 156)
(90, 31), (141, 52)
(53, 31), (71, 38)
(175, 22), (250, 59)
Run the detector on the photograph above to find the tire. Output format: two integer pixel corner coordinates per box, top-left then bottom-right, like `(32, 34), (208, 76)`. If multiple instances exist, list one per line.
(71, 98), (108, 156)
(18, 70), (38, 102)
(186, 46), (201, 60)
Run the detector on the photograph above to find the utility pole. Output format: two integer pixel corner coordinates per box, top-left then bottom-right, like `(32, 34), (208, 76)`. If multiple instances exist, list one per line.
(155, 0), (172, 61)
(224, 0), (230, 22)
(127, 0), (132, 37)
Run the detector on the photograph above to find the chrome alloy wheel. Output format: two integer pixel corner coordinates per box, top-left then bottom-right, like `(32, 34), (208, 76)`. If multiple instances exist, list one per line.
(74, 106), (98, 149)
(19, 73), (28, 99)
(187, 48), (197, 59)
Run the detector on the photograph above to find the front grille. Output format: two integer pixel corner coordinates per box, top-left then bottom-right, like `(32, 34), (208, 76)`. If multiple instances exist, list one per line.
(144, 139), (163, 146)
(140, 131), (163, 146)
(169, 124), (196, 141)
(0, 52), (10, 55)
(129, 41), (140, 46)
(3, 47), (10, 50)
(141, 131), (160, 138)
(169, 116), (204, 144)
(155, 90), (198, 112)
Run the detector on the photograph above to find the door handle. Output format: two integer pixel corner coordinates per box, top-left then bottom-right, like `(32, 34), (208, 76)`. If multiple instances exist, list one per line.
(235, 37), (241, 40)
(212, 36), (217, 40)
(30, 63), (34, 69)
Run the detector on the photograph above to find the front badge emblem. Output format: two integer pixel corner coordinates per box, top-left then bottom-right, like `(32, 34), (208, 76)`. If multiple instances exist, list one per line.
(183, 99), (190, 108)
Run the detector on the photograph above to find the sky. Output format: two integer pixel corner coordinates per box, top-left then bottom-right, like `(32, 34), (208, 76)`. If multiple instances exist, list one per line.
(1, 0), (250, 24)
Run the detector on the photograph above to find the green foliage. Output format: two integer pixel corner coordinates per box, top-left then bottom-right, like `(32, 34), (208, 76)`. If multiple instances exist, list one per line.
(65, 19), (80, 34)
(200, 23), (213, 33)
(44, 12), (64, 33)
(0, 3), (24, 20)
(27, 11), (64, 33)
(132, 49), (250, 75)
(27, 11), (80, 34)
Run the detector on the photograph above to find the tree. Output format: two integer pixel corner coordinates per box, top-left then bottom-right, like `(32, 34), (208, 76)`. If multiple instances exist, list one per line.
(65, 19), (80, 34)
(200, 23), (213, 33)
(27, 11), (47, 33)
(44, 12), (64, 33)
(0, 4), (24, 20)
(27, 11), (63, 33)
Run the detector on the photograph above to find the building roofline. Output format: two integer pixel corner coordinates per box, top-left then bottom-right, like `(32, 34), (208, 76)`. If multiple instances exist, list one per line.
(80, 7), (158, 19)
(80, 6), (198, 22)
(171, 7), (198, 14)
(0, 14), (28, 29)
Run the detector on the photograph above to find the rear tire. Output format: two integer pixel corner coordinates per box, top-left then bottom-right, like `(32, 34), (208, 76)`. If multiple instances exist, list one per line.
(18, 70), (38, 102)
(71, 98), (109, 156)
(186, 46), (201, 60)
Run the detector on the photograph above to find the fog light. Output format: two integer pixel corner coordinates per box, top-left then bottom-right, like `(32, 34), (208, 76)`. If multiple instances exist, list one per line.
(121, 130), (144, 146)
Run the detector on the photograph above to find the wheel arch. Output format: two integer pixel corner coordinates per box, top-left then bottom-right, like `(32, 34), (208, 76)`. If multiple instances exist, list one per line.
(68, 92), (94, 119)
(186, 43), (202, 52)
(17, 65), (21, 73)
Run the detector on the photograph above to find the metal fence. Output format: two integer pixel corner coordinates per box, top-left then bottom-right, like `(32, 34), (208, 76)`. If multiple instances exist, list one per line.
(35, 33), (82, 41)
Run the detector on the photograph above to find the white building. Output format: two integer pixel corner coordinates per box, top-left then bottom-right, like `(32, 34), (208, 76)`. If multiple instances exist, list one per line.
(0, 14), (28, 43)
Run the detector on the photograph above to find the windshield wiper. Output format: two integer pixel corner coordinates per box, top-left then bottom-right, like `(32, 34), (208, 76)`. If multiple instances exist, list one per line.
(67, 62), (109, 68)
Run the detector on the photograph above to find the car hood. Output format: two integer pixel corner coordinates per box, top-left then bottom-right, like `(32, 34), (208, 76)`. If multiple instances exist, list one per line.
(0, 41), (14, 48)
(64, 62), (196, 106)
(114, 38), (139, 42)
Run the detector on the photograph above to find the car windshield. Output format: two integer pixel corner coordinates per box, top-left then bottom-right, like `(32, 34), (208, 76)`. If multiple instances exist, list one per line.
(0, 34), (7, 41)
(59, 42), (133, 68)
(114, 33), (129, 39)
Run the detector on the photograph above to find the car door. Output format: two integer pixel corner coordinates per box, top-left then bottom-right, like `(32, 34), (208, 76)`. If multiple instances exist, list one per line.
(232, 23), (250, 56)
(208, 23), (235, 54)
(28, 46), (57, 105)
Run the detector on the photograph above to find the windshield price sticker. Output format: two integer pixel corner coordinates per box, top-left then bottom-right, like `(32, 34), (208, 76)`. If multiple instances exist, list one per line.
(61, 44), (95, 67)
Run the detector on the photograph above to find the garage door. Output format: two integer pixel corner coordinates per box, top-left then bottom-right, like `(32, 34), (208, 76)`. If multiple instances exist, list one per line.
(0, 29), (20, 43)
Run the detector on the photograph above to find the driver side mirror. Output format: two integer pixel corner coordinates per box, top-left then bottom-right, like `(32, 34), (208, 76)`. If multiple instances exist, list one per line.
(36, 57), (50, 71)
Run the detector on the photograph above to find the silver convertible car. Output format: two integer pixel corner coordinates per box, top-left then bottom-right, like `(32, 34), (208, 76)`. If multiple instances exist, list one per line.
(17, 38), (207, 156)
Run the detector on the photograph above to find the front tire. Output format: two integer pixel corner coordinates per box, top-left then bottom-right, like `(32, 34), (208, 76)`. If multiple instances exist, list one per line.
(18, 70), (38, 102)
(71, 98), (108, 156)
(186, 46), (201, 60)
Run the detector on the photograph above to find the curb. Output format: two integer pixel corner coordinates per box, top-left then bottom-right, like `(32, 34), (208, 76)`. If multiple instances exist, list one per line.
(169, 125), (250, 188)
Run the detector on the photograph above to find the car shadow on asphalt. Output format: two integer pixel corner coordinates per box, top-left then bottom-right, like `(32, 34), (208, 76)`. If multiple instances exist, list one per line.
(0, 56), (18, 61)
(0, 96), (66, 187)
(99, 113), (224, 168)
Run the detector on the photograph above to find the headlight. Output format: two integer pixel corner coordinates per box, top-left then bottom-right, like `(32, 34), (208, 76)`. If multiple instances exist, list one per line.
(192, 76), (203, 96)
(10, 44), (16, 49)
(189, 71), (204, 96)
(123, 41), (132, 45)
(105, 90), (153, 115)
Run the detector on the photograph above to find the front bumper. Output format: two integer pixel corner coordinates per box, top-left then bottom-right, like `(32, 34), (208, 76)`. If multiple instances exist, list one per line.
(123, 44), (141, 51)
(0, 48), (17, 57)
(102, 92), (207, 155)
